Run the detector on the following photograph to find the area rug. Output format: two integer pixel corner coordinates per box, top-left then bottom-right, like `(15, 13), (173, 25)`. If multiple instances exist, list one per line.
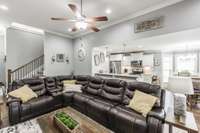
(0, 119), (42, 133)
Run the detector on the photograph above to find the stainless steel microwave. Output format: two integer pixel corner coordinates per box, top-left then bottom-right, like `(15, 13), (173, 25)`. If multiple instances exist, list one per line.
(131, 60), (142, 67)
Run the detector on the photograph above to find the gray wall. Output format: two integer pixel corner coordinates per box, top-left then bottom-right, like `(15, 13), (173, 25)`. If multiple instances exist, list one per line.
(0, 35), (5, 83)
(44, 32), (73, 76)
(73, 0), (200, 75)
(6, 28), (44, 70)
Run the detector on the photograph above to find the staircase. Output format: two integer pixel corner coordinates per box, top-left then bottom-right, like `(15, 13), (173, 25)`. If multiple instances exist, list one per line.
(8, 55), (44, 84)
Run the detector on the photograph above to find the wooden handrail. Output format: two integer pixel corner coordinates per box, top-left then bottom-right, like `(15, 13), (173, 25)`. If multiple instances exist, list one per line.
(12, 55), (44, 73)
(7, 55), (44, 85)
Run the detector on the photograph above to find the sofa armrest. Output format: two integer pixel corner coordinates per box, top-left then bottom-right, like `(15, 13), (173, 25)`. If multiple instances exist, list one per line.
(6, 97), (22, 105)
(63, 92), (75, 106)
(8, 99), (21, 125)
(50, 91), (63, 97)
(81, 85), (88, 92)
(146, 89), (167, 122)
(148, 108), (166, 122)
(47, 87), (63, 97)
(147, 116), (163, 133)
(160, 89), (166, 109)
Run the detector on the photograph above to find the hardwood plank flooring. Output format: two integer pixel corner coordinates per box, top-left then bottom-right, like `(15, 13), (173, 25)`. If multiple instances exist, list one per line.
(191, 104), (200, 133)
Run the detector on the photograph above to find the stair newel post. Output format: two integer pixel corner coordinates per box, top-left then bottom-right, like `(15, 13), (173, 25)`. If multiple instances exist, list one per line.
(8, 69), (12, 87)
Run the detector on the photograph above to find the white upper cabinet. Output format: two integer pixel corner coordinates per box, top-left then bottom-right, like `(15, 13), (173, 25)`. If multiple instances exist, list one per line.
(143, 54), (154, 67)
(131, 53), (143, 60)
(110, 54), (123, 61)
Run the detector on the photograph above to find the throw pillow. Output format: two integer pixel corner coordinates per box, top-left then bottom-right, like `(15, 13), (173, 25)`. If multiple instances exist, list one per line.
(128, 90), (157, 117)
(8, 85), (38, 103)
(63, 80), (76, 86)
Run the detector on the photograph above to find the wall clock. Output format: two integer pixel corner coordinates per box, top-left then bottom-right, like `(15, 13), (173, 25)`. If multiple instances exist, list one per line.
(78, 48), (86, 61)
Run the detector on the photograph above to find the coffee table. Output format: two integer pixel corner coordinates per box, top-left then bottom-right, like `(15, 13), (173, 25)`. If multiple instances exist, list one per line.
(37, 107), (113, 133)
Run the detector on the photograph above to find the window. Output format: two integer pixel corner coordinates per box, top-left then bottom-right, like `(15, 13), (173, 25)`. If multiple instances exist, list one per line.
(175, 53), (197, 74)
(162, 51), (199, 83)
(162, 53), (173, 82)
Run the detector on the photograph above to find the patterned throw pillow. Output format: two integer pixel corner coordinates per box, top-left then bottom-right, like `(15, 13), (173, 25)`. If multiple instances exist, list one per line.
(128, 90), (157, 117)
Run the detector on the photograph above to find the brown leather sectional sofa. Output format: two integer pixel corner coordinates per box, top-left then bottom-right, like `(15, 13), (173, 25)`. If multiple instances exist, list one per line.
(7, 75), (167, 133)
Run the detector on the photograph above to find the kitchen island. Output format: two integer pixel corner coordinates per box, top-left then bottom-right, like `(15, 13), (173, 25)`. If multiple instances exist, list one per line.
(95, 73), (142, 81)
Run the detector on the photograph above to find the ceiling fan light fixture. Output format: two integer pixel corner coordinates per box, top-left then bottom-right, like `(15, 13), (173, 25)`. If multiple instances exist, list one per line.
(75, 21), (88, 30)
(68, 28), (72, 32)
(0, 5), (8, 11)
(105, 8), (112, 14)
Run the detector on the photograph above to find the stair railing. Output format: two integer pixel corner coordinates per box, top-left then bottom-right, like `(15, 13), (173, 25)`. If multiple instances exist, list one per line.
(7, 55), (44, 85)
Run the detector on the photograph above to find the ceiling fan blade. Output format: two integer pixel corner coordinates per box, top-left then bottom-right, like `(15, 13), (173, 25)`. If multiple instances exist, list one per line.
(68, 4), (82, 18)
(51, 17), (68, 21)
(90, 16), (108, 21)
(90, 26), (100, 32)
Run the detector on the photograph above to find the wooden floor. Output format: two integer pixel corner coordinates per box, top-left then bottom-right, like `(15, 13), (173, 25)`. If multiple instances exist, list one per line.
(0, 100), (200, 133)
(191, 104), (200, 133)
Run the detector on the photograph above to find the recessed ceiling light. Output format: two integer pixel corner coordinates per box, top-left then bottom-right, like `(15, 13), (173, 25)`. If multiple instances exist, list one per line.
(105, 8), (112, 14)
(68, 28), (72, 32)
(0, 5), (8, 11)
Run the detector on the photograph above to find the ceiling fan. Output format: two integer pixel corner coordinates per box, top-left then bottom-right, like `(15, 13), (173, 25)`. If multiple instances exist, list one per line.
(51, 0), (108, 32)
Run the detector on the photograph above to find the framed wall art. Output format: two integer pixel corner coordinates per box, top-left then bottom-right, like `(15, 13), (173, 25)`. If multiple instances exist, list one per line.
(56, 54), (65, 62)
(78, 48), (86, 62)
(94, 55), (100, 66)
(134, 16), (164, 33)
(100, 52), (105, 63)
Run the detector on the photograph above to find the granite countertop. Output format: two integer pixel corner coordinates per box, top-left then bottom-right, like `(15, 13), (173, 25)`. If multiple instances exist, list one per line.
(95, 73), (141, 78)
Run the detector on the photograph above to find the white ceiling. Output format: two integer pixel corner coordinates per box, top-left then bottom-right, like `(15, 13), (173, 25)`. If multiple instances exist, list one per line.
(0, 0), (184, 38)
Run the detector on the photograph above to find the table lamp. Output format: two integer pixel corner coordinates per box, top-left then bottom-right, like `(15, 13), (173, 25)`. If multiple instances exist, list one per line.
(142, 66), (152, 83)
(168, 76), (194, 116)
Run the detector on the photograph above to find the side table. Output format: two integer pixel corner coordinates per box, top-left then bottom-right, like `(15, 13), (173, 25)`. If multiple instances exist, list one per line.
(165, 107), (199, 133)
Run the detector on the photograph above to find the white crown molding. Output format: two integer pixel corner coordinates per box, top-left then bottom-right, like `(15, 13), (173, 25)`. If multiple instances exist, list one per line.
(9, 25), (74, 38)
(45, 30), (73, 39)
(72, 0), (184, 38)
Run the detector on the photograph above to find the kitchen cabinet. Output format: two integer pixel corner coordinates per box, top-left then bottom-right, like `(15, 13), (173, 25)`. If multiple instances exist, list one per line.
(143, 54), (154, 67)
(110, 54), (123, 61)
(131, 53), (143, 61)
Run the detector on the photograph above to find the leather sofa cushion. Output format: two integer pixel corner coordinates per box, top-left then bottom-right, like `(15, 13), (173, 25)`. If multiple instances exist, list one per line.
(45, 77), (63, 94)
(73, 93), (94, 104)
(84, 77), (103, 95)
(123, 82), (161, 108)
(75, 75), (90, 86)
(55, 75), (74, 88)
(22, 78), (47, 96)
(63, 92), (75, 106)
(21, 102), (31, 117)
(29, 84), (46, 96)
(9, 80), (24, 92)
(86, 98), (116, 126)
(101, 79), (126, 103)
(56, 75), (74, 81)
(28, 96), (55, 113)
(72, 93), (94, 113)
(109, 105), (147, 133)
